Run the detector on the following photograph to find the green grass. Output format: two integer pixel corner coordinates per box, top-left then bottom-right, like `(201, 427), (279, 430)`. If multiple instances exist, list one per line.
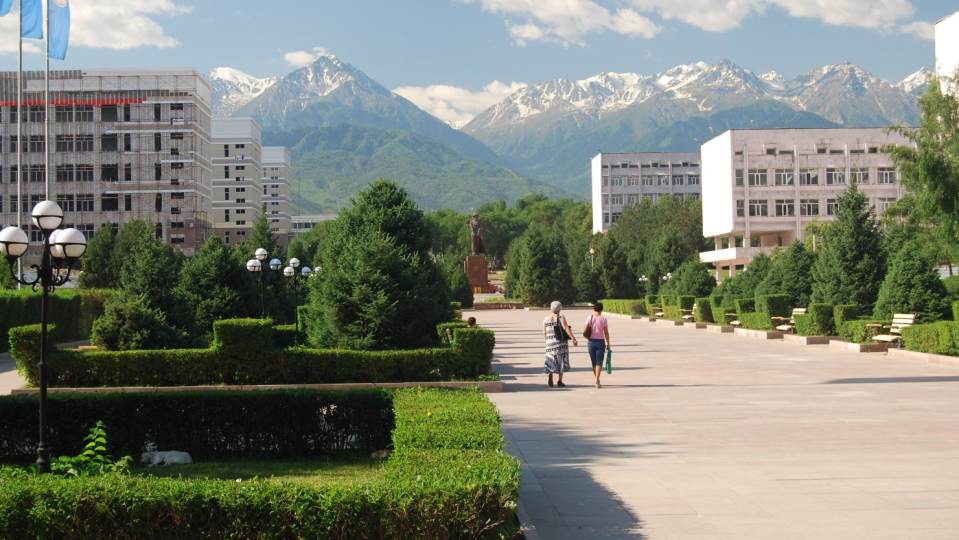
(135, 456), (387, 488)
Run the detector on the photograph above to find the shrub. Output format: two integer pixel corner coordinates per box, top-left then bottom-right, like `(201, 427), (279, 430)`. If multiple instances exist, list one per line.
(709, 296), (727, 323)
(76, 289), (114, 339)
(756, 294), (791, 318)
(795, 304), (835, 336)
(0, 389), (395, 462)
(903, 322), (959, 356)
(451, 328), (496, 371)
(0, 291), (83, 352)
(694, 298), (713, 323)
(873, 244), (949, 323)
(755, 241), (815, 308)
(273, 324), (303, 348)
(661, 261), (716, 298)
(661, 294), (681, 319)
(645, 294), (660, 314)
(677, 295), (695, 311)
(954, 300), (959, 322)
(212, 318), (275, 357)
(436, 321), (468, 342)
(600, 299), (647, 316)
(839, 320), (885, 343)
(740, 312), (773, 330)
(9, 324), (53, 383)
(734, 298), (755, 317)
(392, 387), (504, 451)
(91, 293), (189, 351)
(945, 275), (959, 299)
(834, 305), (860, 329)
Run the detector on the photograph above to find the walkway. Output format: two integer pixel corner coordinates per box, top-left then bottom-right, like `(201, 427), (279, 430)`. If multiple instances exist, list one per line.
(482, 309), (959, 540)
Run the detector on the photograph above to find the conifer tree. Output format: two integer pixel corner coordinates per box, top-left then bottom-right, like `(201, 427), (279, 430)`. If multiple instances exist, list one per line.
(873, 243), (949, 322)
(79, 223), (118, 289)
(661, 260), (716, 298)
(179, 235), (254, 341)
(755, 241), (816, 307)
(597, 234), (633, 298)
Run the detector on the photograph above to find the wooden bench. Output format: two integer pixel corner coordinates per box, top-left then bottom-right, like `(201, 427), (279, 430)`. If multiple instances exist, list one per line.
(651, 305), (664, 318)
(774, 308), (807, 334)
(74, 345), (100, 352)
(726, 312), (741, 327)
(681, 307), (695, 322)
(871, 314), (916, 347)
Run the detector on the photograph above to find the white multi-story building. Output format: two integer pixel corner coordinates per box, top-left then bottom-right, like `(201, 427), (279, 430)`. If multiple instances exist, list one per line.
(291, 213), (338, 239)
(591, 151), (702, 232)
(699, 128), (913, 281)
(0, 68), (214, 261)
(210, 118), (292, 249)
(937, 10), (959, 94)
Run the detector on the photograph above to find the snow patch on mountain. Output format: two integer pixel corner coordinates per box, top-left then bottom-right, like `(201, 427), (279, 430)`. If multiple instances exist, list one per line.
(205, 67), (279, 117)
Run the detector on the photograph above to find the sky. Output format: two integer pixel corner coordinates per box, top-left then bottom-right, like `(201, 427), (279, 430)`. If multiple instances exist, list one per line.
(0, 0), (947, 125)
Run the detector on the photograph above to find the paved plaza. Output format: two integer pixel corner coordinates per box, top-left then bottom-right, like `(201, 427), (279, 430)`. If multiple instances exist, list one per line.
(483, 309), (959, 540)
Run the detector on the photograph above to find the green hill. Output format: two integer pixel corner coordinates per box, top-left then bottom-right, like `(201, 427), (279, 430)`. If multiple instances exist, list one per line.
(263, 125), (577, 213)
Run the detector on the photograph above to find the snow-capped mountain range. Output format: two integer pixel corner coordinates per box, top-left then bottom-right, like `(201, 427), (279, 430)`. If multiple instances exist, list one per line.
(206, 67), (279, 117)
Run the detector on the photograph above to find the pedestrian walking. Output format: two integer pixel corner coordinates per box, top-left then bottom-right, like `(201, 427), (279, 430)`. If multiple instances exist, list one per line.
(584, 302), (610, 388)
(543, 301), (577, 387)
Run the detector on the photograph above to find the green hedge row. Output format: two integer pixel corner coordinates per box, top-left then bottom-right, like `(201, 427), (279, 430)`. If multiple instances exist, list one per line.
(645, 294), (660, 315)
(756, 294), (791, 318)
(11, 320), (497, 388)
(734, 298), (755, 318)
(953, 301), (959, 322)
(0, 389), (393, 462)
(694, 297), (713, 323)
(794, 304), (835, 336)
(0, 289), (113, 352)
(0, 387), (521, 539)
(709, 295), (731, 324)
(740, 312), (773, 330)
(903, 321), (959, 356)
(600, 299), (647, 316)
(838, 319), (886, 343)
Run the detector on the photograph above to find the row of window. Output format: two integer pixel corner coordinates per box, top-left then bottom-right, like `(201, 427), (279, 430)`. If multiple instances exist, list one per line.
(735, 197), (898, 218)
(603, 161), (699, 169)
(0, 162), (191, 183)
(603, 193), (702, 207)
(736, 145), (885, 157)
(735, 167), (897, 187)
(1, 103), (187, 124)
(601, 174), (701, 187)
(0, 193), (185, 214)
(1, 132), (187, 154)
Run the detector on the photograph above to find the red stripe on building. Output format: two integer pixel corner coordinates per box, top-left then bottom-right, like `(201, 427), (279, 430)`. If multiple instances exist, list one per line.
(0, 99), (147, 106)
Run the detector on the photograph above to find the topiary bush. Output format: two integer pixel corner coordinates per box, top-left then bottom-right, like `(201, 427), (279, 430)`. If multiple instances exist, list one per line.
(694, 298), (713, 323)
(645, 294), (660, 315)
(734, 298), (755, 318)
(795, 303), (835, 336)
(740, 312), (773, 331)
(839, 320), (886, 343)
(600, 299), (647, 316)
(756, 294), (791, 318)
(834, 305), (860, 329)
(903, 322), (959, 356)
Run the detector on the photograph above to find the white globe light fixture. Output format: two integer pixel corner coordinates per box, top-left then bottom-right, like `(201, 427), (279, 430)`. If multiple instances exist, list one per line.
(290, 258), (300, 269)
(246, 259), (261, 272)
(283, 266), (294, 278)
(55, 228), (87, 262)
(48, 230), (64, 259)
(31, 200), (63, 232)
(300, 266), (311, 277)
(0, 226), (29, 260)
(254, 248), (268, 262)
(269, 258), (282, 272)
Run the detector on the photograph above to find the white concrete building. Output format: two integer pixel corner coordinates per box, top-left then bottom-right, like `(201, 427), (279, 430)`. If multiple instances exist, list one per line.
(291, 213), (338, 238)
(592, 151), (701, 233)
(262, 146), (293, 244)
(699, 128), (913, 281)
(937, 10), (959, 94)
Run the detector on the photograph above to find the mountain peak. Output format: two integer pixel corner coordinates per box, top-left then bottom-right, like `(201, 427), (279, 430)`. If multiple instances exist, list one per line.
(898, 67), (930, 95)
(205, 68), (279, 117)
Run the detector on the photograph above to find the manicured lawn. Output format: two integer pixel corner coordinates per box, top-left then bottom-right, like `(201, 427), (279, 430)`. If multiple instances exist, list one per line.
(136, 456), (387, 488)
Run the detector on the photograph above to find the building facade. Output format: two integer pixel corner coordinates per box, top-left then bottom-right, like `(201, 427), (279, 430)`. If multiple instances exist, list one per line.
(0, 68), (214, 262)
(937, 11), (959, 94)
(290, 213), (338, 239)
(591, 151), (702, 233)
(699, 128), (913, 281)
(262, 146), (292, 244)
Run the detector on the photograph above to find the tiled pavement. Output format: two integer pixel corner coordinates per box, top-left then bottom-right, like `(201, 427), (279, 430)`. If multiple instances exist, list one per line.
(481, 309), (959, 539)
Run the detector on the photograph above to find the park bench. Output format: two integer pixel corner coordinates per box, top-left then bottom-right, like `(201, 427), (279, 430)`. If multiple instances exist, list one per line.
(74, 345), (100, 352)
(774, 308), (807, 334)
(681, 305), (695, 322)
(727, 312), (741, 327)
(442, 328), (454, 344)
(652, 305), (664, 317)
(870, 314), (916, 347)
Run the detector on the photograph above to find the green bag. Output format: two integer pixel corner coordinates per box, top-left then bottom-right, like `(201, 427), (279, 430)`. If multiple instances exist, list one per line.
(605, 348), (612, 374)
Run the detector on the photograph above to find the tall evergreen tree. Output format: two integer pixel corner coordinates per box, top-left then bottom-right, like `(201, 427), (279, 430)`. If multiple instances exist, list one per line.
(810, 184), (885, 310)
(661, 260), (716, 298)
(597, 234), (633, 298)
(873, 243), (950, 323)
(285, 237), (311, 269)
(714, 252), (773, 299)
(178, 235), (254, 342)
(504, 236), (525, 300)
(755, 241), (816, 307)
(79, 223), (118, 289)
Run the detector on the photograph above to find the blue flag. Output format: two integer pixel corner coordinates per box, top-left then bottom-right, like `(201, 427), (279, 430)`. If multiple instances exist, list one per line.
(21, 0), (42, 39)
(0, 0), (12, 17)
(49, 0), (70, 60)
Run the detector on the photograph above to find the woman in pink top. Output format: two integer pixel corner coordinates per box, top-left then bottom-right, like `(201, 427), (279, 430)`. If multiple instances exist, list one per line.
(584, 302), (610, 388)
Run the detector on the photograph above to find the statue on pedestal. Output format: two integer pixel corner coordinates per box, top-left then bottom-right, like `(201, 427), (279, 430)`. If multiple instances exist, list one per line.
(467, 213), (486, 256)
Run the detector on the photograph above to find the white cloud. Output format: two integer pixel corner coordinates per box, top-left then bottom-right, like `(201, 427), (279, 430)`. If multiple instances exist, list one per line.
(459, 0), (661, 47)
(393, 80), (528, 125)
(283, 47), (331, 68)
(899, 20), (934, 41)
(70, 0), (192, 49)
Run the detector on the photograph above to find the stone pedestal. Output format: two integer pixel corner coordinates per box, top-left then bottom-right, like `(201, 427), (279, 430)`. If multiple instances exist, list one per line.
(464, 255), (489, 293)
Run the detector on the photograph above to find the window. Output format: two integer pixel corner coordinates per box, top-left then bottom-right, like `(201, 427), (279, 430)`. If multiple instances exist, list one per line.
(171, 207), (181, 215)
(55, 106), (73, 122)
(826, 199), (839, 216)
(800, 199), (819, 216)
(101, 135), (118, 152)
(603, 213), (610, 224)
(56, 194), (74, 212)
(76, 165), (93, 182)
(28, 165), (45, 183)
(171, 162), (184, 170)
(602, 195), (609, 206)
(612, 212), (621, 223)
(688, 175), (700, 185)
(223, 145), (230, 158)
(235, 187), (246, 193)
(748, 200), (768, 217)
(224, 187), (230, 201)
(672, 175), (684, 186)
(611, 195), (623, 205)
(154, 105), (161, 122)
(124, 133), (132, 152)
(170, 221), (185, 229)
(235, 144), (245, 149)
(878, 197), (897, 213)
(170, 103), (184, 111)
(690, 193), (700, 201)
(170, 236), (185, 245)
(29, 225), (43, 243)
(155, 194), (163, 212)
(123, 105), (131, 122)
(766, 148), (777, 155)
(55, 136), (73, 152)
(27, 136), (44, 153)
(878, 167), (896, 184)
(154, 133), (162, 152)
(628, 176), (639, 186)
(817, 147), (827, 154)
(826, 168), (845, 185)
(171, 192), (184, 200)
(799, 169), (819, 186)
(237, 231), (246, 237)
(748, 169), (768, 186)
(236, 220), (246, 225)
(76, 136), (93, 152)
(736, 200), (745, 217)
(124, 163), (132, 181)
(236, 209), (246, 214)
(642, 176), (655, 186)
(78, 224), (95, 240)
(27, 106), (44, 123)
(611, 176), (623, 187)
(236, 198), (246, 204)
(155, 164), (162, 181)
(236, 165), (246, 171)
(658, 176), (670, 186)
(75, 106), (93, 122)
(101, 106), (118, 122)
(125, 194), (132, 211)
(627, 194), (639, 205)
(224, 209), (230, 221)
(101, 164), (119, 182)
(735, 169), (744, 186)
(830, 149), (844, 155)
(774, 169), (794, 186)
(77, 194), (94, 212)
(851, 168), (869, 184)
(775, 199), (795, 217)
(100, 194), (119, 211)
(171, 132), (184, 140)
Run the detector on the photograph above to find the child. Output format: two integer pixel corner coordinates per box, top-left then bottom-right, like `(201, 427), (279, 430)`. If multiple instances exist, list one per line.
(467, 317), (477, 328)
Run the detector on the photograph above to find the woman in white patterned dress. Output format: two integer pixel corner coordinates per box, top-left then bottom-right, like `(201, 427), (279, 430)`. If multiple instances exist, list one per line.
(542, 301), (578, 387)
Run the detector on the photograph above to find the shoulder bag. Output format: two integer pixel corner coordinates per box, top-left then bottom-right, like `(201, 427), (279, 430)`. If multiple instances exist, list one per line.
(553, 315), (571, 342)
(583, 315), (593, 339)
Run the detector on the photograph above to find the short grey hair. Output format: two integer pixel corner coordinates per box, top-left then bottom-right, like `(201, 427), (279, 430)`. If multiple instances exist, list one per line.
(550, 301), (562, 314)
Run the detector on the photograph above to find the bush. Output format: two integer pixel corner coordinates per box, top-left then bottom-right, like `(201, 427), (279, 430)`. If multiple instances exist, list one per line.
(600, 299), (647, 316)
(645, 294), (660, 315)
(392, 387), (504, 452)
(91, 292), (189, 351)
(436, 321), (468, 342)
(709, 296), (728, 323)
(954, 300), (959, 322)
(839, 319), (885, 343)
(755, 241), (815, 308)
(677, 295), (695, 311)
(873, 244), (949, 323)
(0, 291), (83, 352)
(945, 275), (959, 299)
(756, 294), (791, 318)
(740, 312), (773, 331)
(694, 298), (713, 323)
(795, 304), (835, 336)
(76, 289), (114, 339)
(273, 324), (304, 348)
(903, 322), (959, 356)
(12, 321), (496, 388)
(734, 298), (755, 318)
(834, 305), (860, 329)
(661, 294), (681, 319)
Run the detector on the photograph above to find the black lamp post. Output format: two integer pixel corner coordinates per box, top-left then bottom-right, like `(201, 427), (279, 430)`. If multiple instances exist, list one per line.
(283, 258), (311, 346)
(0, 200), (87, 474)
(246, 248), (281, 318)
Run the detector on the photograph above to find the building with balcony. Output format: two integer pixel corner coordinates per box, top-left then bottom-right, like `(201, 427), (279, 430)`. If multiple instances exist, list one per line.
(0, 68), (214, 262)
(699, 128), (914, 281)
(591, 151), (702, 233)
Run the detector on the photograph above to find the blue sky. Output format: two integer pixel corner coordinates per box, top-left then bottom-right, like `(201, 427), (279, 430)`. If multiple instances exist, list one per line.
(0, 0), (946, 123)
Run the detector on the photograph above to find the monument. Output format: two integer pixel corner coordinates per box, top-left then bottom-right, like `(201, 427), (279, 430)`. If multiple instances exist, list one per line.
(465, 214), (489, 292)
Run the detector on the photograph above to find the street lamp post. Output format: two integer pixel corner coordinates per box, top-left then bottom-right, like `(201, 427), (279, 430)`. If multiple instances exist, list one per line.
(246, 248), (281, 318)
(283, 258), (311, 346)
(662, 272), (672, 283)
(589, 247), (594, 268)
(0, 201), (87, 474)
(638, 274), (648, 293)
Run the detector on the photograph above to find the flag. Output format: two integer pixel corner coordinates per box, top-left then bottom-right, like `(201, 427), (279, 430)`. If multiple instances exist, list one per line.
(49, 0), (70, 60)
(21, 0), (42, 39)
(0, 0), (12, 17)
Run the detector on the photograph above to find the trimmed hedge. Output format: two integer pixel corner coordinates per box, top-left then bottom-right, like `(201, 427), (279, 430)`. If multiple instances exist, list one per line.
(740, 312), (773, 330)
(953, 301), (959, 322)
(839, 319), (886, 343)
(709, 296), (729, 323)
(903, 322), (959, 356)
(834, 305), (860, 329)
(600, 299), (647, 316)
(0, 387), (521, 539)
(645, 294), (660, 315)
(12, 321), (496, 387)
(0, 389), (394, 462)
(795, 303), (835, 336)
(756, 294), (791, 318)
(661, 294), (680, 319)
(0, 290), (112, 353)
(734, 298), (755, 317)
(694, 297), (713, 323)
(436, 321), (468, 342)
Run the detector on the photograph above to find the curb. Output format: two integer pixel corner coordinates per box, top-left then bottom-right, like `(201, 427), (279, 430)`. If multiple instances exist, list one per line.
(11, 381), (505, 395)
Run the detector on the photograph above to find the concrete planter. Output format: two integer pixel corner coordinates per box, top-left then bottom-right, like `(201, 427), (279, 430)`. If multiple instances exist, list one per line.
(606, 313), (644, 320)
(828, 340), (889, 353)
(783, 335), (839, 345)
(683, 322), (707, 329)
(656, 319), (684, 326)
(706, 325), (733, 333)
(642, 316), (658, 323)
(887, 347), (959, 368)
(734, 328), (784, 340)
(10, 381), (505, 395)
(474, 302), (524, 310)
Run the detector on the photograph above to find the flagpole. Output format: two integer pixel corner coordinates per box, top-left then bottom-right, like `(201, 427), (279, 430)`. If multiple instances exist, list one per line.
(16, 0), (23, 287)
(44, 0), (49, 200)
